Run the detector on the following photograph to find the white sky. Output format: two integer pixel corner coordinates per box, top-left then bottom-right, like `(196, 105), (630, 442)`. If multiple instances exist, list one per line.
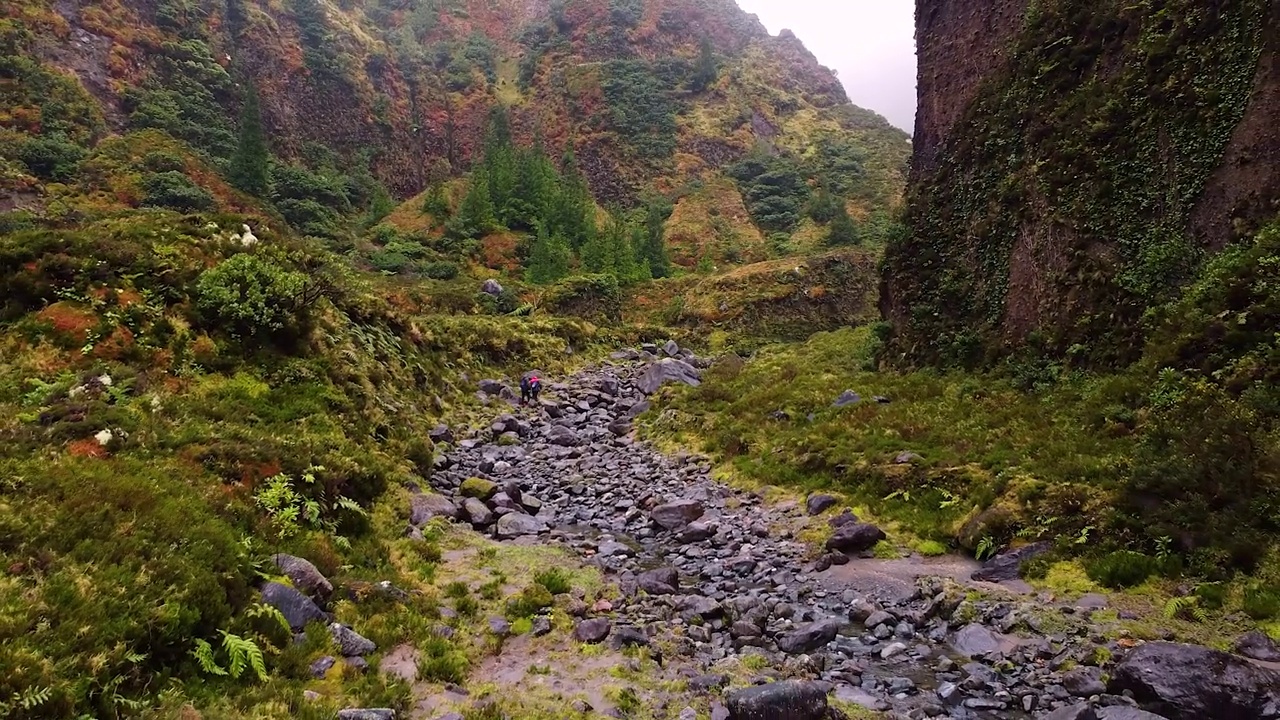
(734, 0), (917, 133)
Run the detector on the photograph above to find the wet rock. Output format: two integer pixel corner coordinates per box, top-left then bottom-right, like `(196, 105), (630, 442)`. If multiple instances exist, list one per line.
(639, 567), (680, 595)
(971, 541), (1051, 582)
(676, 520), (718, 543)
(952, 623), (1001, 657)
(637, 358), (702, 395)
(828, 510), (859, 528)
(494, 512), (548, 539)
(410, 493), (460, 525)
(1235, 630), (1280, 662)
(805, 494), (838, 515)
(573, 618), (612, 643)
(1108, 641), (1280, 720)
(1098, 709), (1171, 720)
(833, 390), (861, 407)
(825, 522), (886, 553)
(272, 553), (333, 600)
(330, 623), (376, 656)
(651, 499), (705, 530)
(310, 655), (336, 678)
(1041, 704), (1099, 720)
(261, 581), (327, 631)
(678, 595), (723, 621)
(337, 710), (395, 720)
(863, 610), (894, 628)
(725, 680), (828, 720)
(880, 642), (908, 659)
(776, 619), (841, 654)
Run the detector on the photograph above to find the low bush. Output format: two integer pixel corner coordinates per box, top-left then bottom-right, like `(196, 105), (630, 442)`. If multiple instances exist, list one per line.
(141, 171), (214, 211)
(194, 253), (309, 341)
(504, 583), (553, 619)
(1085, 550), (1159, 589)
(533, 567), (572, 595)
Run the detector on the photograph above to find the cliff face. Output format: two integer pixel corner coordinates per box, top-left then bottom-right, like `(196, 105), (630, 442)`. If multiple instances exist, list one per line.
(884, 0), (1280, 367)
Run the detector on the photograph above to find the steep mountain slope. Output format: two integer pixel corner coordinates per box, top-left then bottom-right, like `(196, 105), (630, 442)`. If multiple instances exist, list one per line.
(4, 0), (909, 256)
(884, 0), (1278, 365)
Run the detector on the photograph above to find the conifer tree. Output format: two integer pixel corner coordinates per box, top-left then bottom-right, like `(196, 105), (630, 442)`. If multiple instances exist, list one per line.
(690, 36), (717, 92)
(826, 203), (861, 246)
(450, 173), (496, 240)
(526, 224), (572, 284)
(549, 144), (594, 249)
(228, 82), (269, 196)
(640, 198), (673, 278)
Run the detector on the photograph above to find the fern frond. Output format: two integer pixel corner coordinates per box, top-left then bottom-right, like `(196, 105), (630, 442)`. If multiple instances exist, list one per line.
(246, 602), (291, 636)
(246, 640), (268, 681)
(192, 639), (227, 676)
(335, 495), (367, 516)
(221, 631), (268, 681)
(1163, 596), (1207, 622)
(19, 686), (52, 710)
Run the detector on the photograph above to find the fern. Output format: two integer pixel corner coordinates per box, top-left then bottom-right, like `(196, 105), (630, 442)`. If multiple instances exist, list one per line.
(245, 602), (291, 636)
(221, 631), (268, 681)
(18, 686), (52, 710)
(335, 495), (367, 516)
(1163, 596), (1208, 623)
(975, 535), (1000, 561)
(192, 639), (228, 676)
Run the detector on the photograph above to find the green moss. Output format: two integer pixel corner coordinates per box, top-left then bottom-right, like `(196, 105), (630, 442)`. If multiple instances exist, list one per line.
(460, 477), (499, 500)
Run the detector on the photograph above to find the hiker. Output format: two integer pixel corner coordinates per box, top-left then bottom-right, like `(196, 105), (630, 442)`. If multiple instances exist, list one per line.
(520, 374), (542, 405)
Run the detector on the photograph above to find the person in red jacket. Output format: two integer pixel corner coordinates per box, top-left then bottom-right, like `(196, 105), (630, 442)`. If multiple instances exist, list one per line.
(520, 374), (542, 405)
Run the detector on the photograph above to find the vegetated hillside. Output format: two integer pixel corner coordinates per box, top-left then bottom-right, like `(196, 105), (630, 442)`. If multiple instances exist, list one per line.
(3, 0), (909, 262)
(863, 2), (1279, 582)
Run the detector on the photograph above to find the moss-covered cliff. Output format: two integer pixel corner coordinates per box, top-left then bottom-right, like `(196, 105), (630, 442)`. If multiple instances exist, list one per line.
(884, 0), (1279, 367)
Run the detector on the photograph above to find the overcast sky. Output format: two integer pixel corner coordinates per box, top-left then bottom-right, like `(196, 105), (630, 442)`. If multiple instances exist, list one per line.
(734, 0), (917, 133)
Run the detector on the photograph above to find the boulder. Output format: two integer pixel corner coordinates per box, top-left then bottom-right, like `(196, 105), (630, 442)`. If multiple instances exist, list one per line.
(1041, 706), (1098, 720)
(824, 522), (886, 553)
(651, 499), (705, 530)
(573, 618), (612, 643)
(663, 340), (681, 357)
(638, 567), (680, 595)
(272, 554), (332, 600)
(971, 541), (1051, 582)
(776, 618), (841, 654)
(478, 379), (507, 395)
(827, 510), (859, 528)
(1235, 630), (1280, 662)
(676, 520), (718, 544)
(833, 390), (861, 407)
(260, 581), (327, 631)
(531, 616), (552, 637)
(480, 279), (504, 296)
(428, 425), (454, 444)
(1108, 641), (1280, 720)
(494, 512), (548, 539)
(637, 358), (702, 395)
(805, 494), (838, 516)
(462, 497), (495, 527)
(460, 477), (498, 500)
(310, 655), (336, 678)
(1098, 709), (1171, 720)
(547, 425), (580, 447)
(610, 625), (650, 648)
(410, 493), (459, 525)
(952, 623), (1001, 658)
(725, 680), (829, 720)
(1062, 666), (1106, 696)
(329, 623), (376, 657)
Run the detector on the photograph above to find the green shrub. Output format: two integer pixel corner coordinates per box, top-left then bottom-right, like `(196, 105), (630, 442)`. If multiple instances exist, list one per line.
(416, 635), (469, 684)
(194, 253), (309, 340)
(141, 171), (215, 211)
(1243, 583), (1280, 620)
(14, 133), (86, 181)
(533, 567), (572, 595)
(504, 583), (553, 620)
(1019, 555), (1052, 580)
(422, 261), (459, 280)
(1085, 550), (1158, 588)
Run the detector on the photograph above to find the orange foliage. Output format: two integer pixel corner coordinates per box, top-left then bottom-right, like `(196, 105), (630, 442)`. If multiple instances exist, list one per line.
(90, 325), (135, 360)
(67, 438), (108, 459)
(36, 302), (98, 344)
(479, 231), (522, 272)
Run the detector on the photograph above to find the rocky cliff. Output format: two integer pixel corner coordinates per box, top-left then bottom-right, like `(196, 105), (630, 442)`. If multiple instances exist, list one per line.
(884, 0), (1280, 366)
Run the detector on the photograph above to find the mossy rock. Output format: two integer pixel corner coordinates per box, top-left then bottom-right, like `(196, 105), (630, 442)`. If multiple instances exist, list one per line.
(460, 477), (498, 500)
(956, 502), (1022, 551)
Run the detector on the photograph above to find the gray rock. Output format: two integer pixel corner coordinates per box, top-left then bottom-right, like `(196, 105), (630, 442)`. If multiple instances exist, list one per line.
(260, 581), (327, 631)
(329, 623), (376, 656)
(310, 655), (336, 678)
(663, 340), (680, 357)
(344, 656), (369, 673)
(880, 641), (908, 659)
(637, 358), (702, 395)
(410, 493), (460, 525)
(776, 619), (841, 654)
(1063, 667), (1106, 696)
(573, 618), (611, 643)
(833, 390), (861, 407)
(462, 497), (495, 526)
(531, 616), (552, 637)
(688, 674), (730, 693)
(494, 512), (547, 539)
(610, 625), (650, 648)
(1236, 630), (1280, 662)
(725, 680), (828, 720)
(864, 610), (894, 628)
(547, 425), (580, 447)
(478, 379), (507, 395)
(676, 520), (718, 543)
(805, 494), (838, 515)
(639, 567), (680, 595)
(678, 595), (723, 621)
(480, 279), (503, 296)
(337, 710), (394, 720)
(952, 623), (1001, 657)
(488, 617), (511, 637)
(272, 553), (333, 600)
(893, 451), (923, 464)
(825, 522), (886, 553)
(710, 701), (731, 720)
(971, 541), (1050, 582)
(428, 425), (454, 444)
(1041, 704), (1099, 720)
(1097, 708), (1171, 720)
(1109, 641), (1280, 720)
(828, 509), (859, 528)
(651, 499), (705, 530)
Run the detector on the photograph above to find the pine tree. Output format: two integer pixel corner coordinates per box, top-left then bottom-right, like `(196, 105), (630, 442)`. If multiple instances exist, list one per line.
(690, 36), (717, 92)
(640, 198), (673, 278)
(228, 82), (269, 196)
(549, 144), (594, 249)
(526, 224), (572, 284)
(450, 173), (496, 240)
(826, 204), (861, 246)
(808, 187), (840, 224)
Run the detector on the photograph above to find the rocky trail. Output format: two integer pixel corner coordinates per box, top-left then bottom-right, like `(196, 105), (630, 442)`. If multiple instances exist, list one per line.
(354, 344), (1280, 720)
